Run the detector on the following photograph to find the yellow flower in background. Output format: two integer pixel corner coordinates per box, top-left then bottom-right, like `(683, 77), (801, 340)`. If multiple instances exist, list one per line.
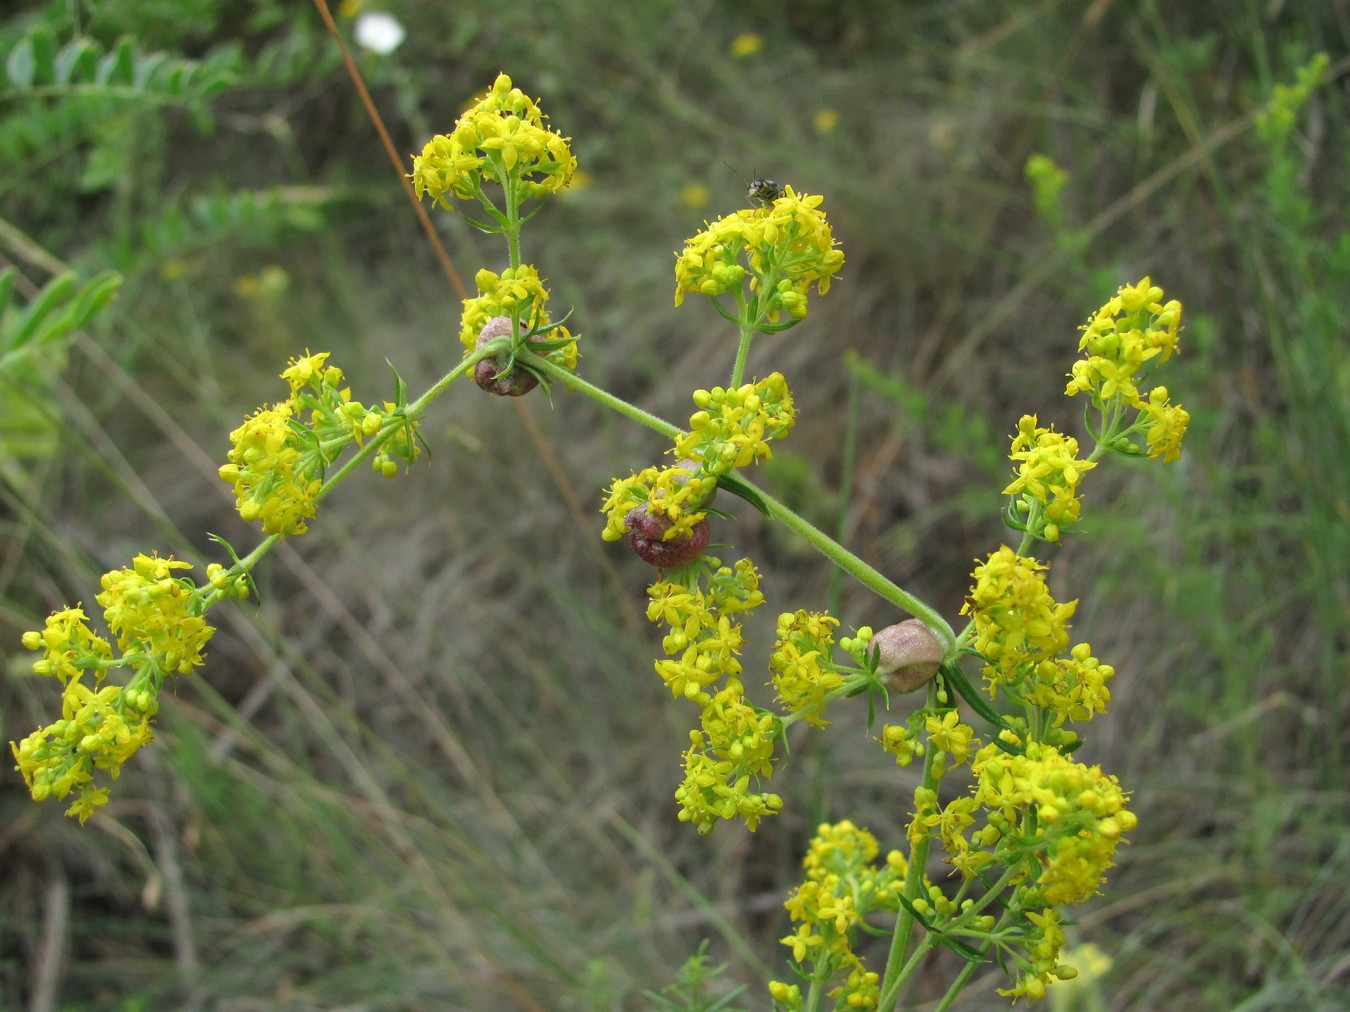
(730, 33), (763, 57)
(1048, 942), (1113, 1010)
(678, 183), (710, 210)
(813, 108), (839, 134)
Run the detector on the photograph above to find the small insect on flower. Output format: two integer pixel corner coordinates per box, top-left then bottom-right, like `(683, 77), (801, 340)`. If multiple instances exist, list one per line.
(747, 177), (786, 208)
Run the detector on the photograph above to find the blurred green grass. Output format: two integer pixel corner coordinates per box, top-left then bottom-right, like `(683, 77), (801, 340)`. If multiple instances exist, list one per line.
(1, 1), (1347, 1008)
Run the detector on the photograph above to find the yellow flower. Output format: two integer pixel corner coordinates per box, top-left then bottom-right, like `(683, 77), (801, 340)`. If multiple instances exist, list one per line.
(280, 349), (339, 397)
(962, 546), (1076, 689)
(458, 264), (579, 369)
(96, 554), (214, 676)
(1067, 277), (1182, 410)
(925, 709), (975, 765)
(410, 73), (576, 208)
(1004, 415), (1097, 537)
(1141, 385), (1190, 463)
(770, 610), (842, 727)
(674, 187), (843, 323)
(730, 33), (763, 57)
(1027, 641), (1115, 725)
(970, 742), (1136, 906)
(674, 373), (796, 475)
(678, 183), (710, 209)
(674, 740), (782, 833)
(813, 108), (839, 134)
(219, 401), (321, 537)
(22, 607), (113, 684)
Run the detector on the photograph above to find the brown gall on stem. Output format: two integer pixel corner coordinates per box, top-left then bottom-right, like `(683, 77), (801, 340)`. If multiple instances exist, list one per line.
(624, 507), (711, 568)
(872, 619), (943, 693)
(473, 316), (541, 396)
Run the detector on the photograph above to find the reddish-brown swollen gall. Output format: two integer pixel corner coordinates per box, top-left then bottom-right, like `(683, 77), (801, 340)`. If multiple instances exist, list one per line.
(624, 507), (711, 568)
(474, 316), (541, 396)
(872, 619), (943, 693)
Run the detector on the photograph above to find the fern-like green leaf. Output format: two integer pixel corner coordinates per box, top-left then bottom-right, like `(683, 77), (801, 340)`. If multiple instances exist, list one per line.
(90, 187), (339, 274)
(0, 26), (240, 107)
(0, 268), (122, 359)
(0, 266), (122, 484)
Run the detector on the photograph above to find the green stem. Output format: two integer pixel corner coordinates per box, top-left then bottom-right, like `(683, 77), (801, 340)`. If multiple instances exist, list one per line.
(729, 316), (754, 387)
(827, 369), (860, 616)
(739, 477), (957, 656)
(315, 351), (485, 507)
(877, 725), (942, 1008)
(202, 532), (282, 608)
(526, 354), (682, 439)
(933, 952), (987, 1012)
(530, 355), (955, 651)
(404, 349), (484, 419)
(207, 350), (488, 608)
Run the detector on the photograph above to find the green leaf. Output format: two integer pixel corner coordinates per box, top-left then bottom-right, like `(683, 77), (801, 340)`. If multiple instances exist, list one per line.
(714, 472), (771, 517)
(54, 38), (100, 85)
(0, 268), (15, 321)
(1, 270), (122, 357)
(96, 38), (136, 86)
(29, 24), (58, 85)
(939, 659), (1020, 746)
(5, 274), (76, 353)
(6, 36), (36, 89)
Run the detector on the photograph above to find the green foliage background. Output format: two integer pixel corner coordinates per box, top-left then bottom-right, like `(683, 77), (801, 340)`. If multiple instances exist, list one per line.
(1, 1), (1346, 1008)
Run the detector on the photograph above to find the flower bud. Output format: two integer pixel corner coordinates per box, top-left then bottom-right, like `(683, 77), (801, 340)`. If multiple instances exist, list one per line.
(624, 507), (710, 568)
(872, 619), (943, 693)
(473, 316), (540, 396)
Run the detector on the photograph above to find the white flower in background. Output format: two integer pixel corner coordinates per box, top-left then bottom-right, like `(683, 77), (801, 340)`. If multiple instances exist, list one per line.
(354, 12), (406, 54)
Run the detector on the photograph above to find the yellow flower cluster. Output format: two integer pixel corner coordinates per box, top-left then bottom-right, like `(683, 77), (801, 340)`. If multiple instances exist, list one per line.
(409, 72), (576, 207)
(647, 559), (764, 704)
(98, 554), (214, 677)
(645, 559), (788, 833)
(457, 265), (578, 367)
(939, 740), (1135, 898)
(769, 821), (906, 1007)
(770, 610), (842, 727)
(1003, 414), (1096, 542)
(998, 907), (1069, 1003)
(1026, 642), (1115, 726)
(10, 554), (215, 823)
(220, 351), (420, 535)
(1066, 277), (1190, 462)
(961, 547), (1115, 731)
(916, 740), (1132, 1001)
(220, 401), (318, 536)
(601, 375), (794, 548)
(672, 372), (795, 476)
(962, 546), (1075, 690)
(601, 461), (713, 546)
(674, 187), (843, 325)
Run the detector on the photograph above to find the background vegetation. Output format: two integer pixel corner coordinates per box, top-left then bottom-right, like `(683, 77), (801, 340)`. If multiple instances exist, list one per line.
(1, 1), (1346, 1008)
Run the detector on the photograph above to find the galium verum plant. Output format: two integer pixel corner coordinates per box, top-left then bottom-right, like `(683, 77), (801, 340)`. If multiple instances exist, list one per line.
(11, 72), (1188, 1008)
